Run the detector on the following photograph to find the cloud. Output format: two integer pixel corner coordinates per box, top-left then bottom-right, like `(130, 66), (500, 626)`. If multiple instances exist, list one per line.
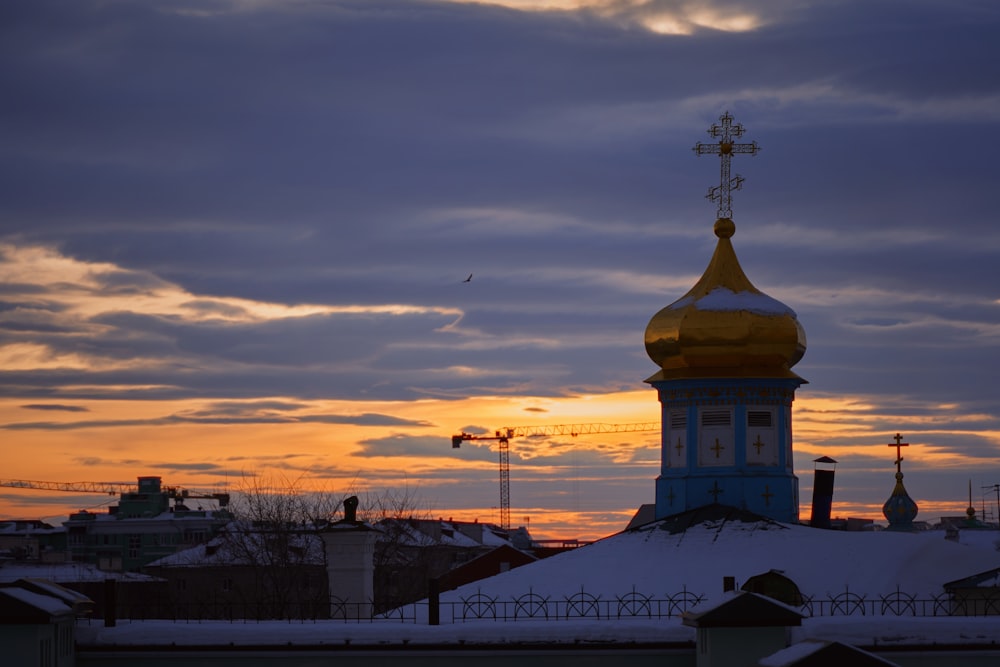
(19, 403), (89, 412)
(354, 434), (489, 461)
(2, 409), (434, 431)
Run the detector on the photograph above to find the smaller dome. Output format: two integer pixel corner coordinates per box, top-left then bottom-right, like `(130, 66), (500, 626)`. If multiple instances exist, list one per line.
(645, 218), (807, 381)
(882, 472), (919, 531)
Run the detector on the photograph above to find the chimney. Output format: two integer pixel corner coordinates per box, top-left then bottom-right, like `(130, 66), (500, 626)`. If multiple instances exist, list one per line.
(810, 456), (837, 529)
(320, 496), (377, 620)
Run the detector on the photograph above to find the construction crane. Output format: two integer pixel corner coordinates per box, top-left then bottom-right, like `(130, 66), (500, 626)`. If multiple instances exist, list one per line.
(451, 422), (659, 531)
(0, 478), (230, 507)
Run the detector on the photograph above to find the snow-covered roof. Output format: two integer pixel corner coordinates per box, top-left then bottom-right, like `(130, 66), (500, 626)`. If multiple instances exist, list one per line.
(942, 567), (1000, 589)
(437, 513), (1000, 607)
(0, 587), (73, 618)
(14, 578), (91, 605)
(682, 591), (804, 628)
(758, 639), (899, 667)
(0, 562), (160, 583)
(478, 526), (512, 547)
(146, 523), (325, 568)
(0, 520), (62, 534)
(373, 518), (513, 550)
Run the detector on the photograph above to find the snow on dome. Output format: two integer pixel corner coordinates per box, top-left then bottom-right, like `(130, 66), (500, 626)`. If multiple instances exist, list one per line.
(683, 286), (796, 317)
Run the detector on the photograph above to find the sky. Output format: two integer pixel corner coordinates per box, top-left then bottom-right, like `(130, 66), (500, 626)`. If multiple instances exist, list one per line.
(1, 0), (999, 540)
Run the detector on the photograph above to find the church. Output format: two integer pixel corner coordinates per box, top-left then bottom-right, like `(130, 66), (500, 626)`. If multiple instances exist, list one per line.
(644, 111), (805, 525)
(431, 113), (1000, 643)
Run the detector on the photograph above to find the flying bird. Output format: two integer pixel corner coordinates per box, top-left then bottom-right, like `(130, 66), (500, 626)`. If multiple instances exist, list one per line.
(463, 273), (473, 283)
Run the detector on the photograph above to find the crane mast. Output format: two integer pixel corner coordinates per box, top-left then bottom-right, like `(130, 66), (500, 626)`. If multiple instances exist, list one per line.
(451, 422), (658, 531)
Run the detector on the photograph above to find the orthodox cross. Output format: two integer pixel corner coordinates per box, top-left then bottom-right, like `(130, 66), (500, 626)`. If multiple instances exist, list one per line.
(761, 485), (774, 507)
(710, 438), (725, 458)
(752, 435), (766, 455)
(708, 480), (724, 502)
(674, 437), (685, 457)
(693, 111), (760, 219)
(888, 433), (909, 474)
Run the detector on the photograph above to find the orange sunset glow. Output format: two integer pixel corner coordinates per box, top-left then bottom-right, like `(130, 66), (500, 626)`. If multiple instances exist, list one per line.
(2, 385), (995, 540)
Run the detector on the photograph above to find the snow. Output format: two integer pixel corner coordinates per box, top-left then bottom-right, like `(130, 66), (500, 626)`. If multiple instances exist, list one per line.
(976, 573), (1000, 588)
(72, 518), (1000, 650)
(0, 562), (159, 583)
(674, 287), (796, 317)
(757, 639), (827, 666)
(146, 524), (325, 568)
(434, 520), (1000, 610)
(0, 587), (73, 616)
(74, 615), (1000, 649)
(16, 578), (92, 605)
(477, 526), (511, 547)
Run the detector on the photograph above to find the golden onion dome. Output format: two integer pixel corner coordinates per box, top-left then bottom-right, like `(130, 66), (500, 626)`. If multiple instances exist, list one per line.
(644, 218), (806, 382)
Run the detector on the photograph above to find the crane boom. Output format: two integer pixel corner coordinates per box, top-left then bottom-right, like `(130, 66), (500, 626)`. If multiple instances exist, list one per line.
(0, 479), (134, 495)
(504, 422), (659, 438)
(451, 421), (659, 531)
(0, 478), (230, 506)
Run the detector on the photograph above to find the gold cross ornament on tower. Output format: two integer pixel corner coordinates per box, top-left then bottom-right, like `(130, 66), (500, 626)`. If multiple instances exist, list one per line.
(693, 111), (760, 219)
(710, 438), (725, 458)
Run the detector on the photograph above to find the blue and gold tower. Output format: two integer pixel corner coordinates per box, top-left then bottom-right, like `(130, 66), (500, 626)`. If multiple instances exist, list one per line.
(644, 113), (807, 523)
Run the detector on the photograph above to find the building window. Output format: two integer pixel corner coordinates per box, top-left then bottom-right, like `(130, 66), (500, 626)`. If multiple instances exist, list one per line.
(183, 529), (206, 544)
(127, 534), (141, 559)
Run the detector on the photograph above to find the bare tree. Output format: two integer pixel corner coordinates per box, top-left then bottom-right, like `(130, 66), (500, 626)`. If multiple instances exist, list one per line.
(221, 472), (347, 619)
(354, 485), (443, 612)
(231, 471), (345, 527)
(222, 474), (437, 617)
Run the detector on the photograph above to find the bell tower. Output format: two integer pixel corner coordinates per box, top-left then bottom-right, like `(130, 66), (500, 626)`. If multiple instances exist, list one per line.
(644, 113), (807, 523)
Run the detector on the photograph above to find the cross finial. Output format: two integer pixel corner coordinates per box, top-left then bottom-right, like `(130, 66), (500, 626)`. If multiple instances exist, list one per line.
(888, 433), (909, 475)
(693, 111), (760, 219)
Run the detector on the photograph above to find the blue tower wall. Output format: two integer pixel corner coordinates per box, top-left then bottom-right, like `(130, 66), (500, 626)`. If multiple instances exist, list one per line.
(651, 377), (803, 523)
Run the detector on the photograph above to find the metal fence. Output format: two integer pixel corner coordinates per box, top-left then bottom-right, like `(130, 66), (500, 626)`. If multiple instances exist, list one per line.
(85, 585), (1000, 624)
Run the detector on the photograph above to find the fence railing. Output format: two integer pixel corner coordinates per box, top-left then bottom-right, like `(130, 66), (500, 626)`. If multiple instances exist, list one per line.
(83, 585), (1000, 624)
